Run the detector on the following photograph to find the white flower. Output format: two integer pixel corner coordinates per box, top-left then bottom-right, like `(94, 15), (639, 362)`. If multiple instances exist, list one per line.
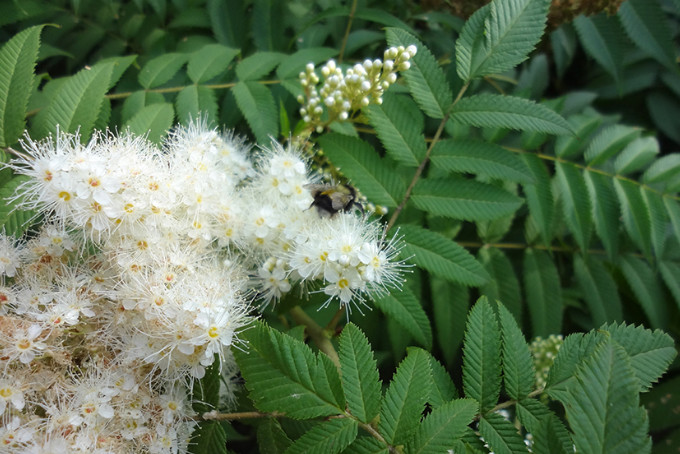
(0, 234), (23, 277)
(1, 323), (47, 365)
(0, 379), (25, 413)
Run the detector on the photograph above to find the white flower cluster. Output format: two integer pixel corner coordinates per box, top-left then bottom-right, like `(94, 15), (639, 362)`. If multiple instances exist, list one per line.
(298, 45), (417, 132)
(0, 120), (406, 452)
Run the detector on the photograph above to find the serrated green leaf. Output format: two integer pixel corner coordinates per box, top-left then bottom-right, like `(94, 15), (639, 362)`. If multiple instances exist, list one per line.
(602, 322), (677, 392)
(456, 0), (551, 80)
(0, 25), (43, 147)
(451, 94), (573, 135)
(412, 178), (523, 222)
(583, 171), (619, 259)
(462, 296), (501, 412)
(232, 321), (345, 419)
(619, 255), (668, 330)
(573, 13), (625, 88)
(479, 248), (522, 322)
(175, 85), (218, 125)
(522, 154), (554, 246)
(516, 399), (572, 454)
(97, 55), (136, 89)
(641, 189), (667, 260)
(365, 93), (426, 167)
(34, 62), (115, 142)
(664, 197), (680, 246)
(138, 52), (188, 89)
(187, 44), (238, 83)
(123, 102), (174, 144)
(284, 418), (357, 454)
(479, 412), (528, 454)
(253, 0), (285, 52)
(399, 225), (490, 287)
(523, 248), (562, 337)
(344, 437), (388, 454)
(385, 28), (452, 118)
(190, 421), (227, 454)
(574, 255), (622, 326)
(559, 340), (652, 454)
(546, 330), (606, 399)
(584, 124), (640, 166)
(191, 359), (221, 412)
(318, 133), (405, 207)
(431, 278), (469, 368)
(378, 348), (433, 445)
(618, 0), (677, 71)
(231, 81), (278, 143)
(0, 176), (36, 237)
(642, 153), (680, 185)
(338, 324), (381, 424)
(406, 399), (478, 454)
(614, 179), (652, 257)
(237, 51), (285, 81)
(555, 161), (592, 251)
(614, 136), (659, 176)
(425, 352), (459, 407)
(554, 113), (603, 159)
(660, 261), (680, 311)
(120, 90), (165, 125)
(374, 286), (432, 350)
(430, 139), (534, 184)
(208, 0), (246, 49)
(497, 302), (534, 400)
(257, 419), (293, 453)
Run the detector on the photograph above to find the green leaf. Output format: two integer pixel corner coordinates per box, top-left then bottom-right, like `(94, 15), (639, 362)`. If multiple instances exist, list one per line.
(555, 161), (592, 251)
(573, 13), (625, 88)
(516, 399), (572, 454)
(318, 133), (405, 207)
(425, 352), (459, 408)
(231, 81), (278, 143)
(450, 94), (573, 135)
(614, 179), (652, 257)
(34, 62), (115, 142)
(123, 102), (175, 145)
(641, 188), (668, 260)
(284, 418), (357, 454)
(462, 296), (502, 412)
(252, 0), (285, 52)
(479, 249), (520, 318)
(374, 286), (432, 350)
(619, 255), (668, 330)
(523, 249), (562, 337)
(584, 124), (641, 166)
(602, 322), (677, 392)
(378, 348), (433, 445)
(257, 419), (292, 453)
(191, 360), (221, 412)
(338, 324), (382, 424)
(546, 330), (606, 399)
(405, 399), (478, 454)
(138, 53), (188, 89)
(559, 340), (652, 454)
(365, 93), (426, 167)
(522, 154), (554, 245)
(412, 178), (523, 222)
(385, 28), (452, 118)
(479, 412), (529, 454)
(642, 153), (680, 185)
(175, 85), (218, 125)
(236, 51), (285, 81)
(660, 261), (680, 310)
(190, 421), (227, 454)
(187, 44), (238, 83)
(614, 136), (659, 176)
(554, 113), (603, 159)
(456, 0), (551, 80)
(573, 255), (622, 326)
(208, 0), (246, 49)
(664, 196), (680, 246)
(430, 139), (534, 184)
(233, 321), (345, 419)
(399, 225), (490, 287)
(276, 48), (338, 95)
(618, 0), (677, 71)
(497, 302), (534, 400)
(583, 171), (620, 259)
(430, 278), (469, 368)
(345, 437), (388, 454)
(0, 25), (43, 147)
(0, 176), (36, 237)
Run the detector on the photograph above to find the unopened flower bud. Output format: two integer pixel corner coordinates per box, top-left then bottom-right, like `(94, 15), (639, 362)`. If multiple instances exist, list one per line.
(406, 45), (417, 57)
(361, 80), (371, 91)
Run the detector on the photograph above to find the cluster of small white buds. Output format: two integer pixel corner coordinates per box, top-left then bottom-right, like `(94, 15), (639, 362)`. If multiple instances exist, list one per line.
(530, 334), (564, 390)
(298, 45), (417, 132)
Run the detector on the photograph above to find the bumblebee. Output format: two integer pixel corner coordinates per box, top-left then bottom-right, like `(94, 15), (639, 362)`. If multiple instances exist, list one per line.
(305, 183), (363, 217)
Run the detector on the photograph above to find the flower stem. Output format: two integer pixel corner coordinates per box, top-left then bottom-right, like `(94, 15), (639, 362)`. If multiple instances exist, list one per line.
(289, 305), (340, 367)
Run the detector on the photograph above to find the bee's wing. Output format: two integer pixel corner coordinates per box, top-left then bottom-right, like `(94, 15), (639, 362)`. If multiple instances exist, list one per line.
(330, 192), (351, 211)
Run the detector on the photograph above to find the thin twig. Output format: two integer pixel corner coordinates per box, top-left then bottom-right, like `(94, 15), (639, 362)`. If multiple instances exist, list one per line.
(338, 0), (358, 63)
